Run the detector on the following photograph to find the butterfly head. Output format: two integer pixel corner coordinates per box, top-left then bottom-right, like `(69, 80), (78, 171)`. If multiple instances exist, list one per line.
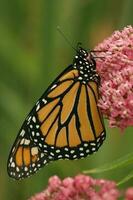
(73, 45), (100, 84)
(73, 44), (96, 68)
(77, 44), (88, 58)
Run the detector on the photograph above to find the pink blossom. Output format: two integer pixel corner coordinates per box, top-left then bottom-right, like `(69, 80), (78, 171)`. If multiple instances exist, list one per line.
(125, 187), (133, 200)
(93, 25), (133, 130)
(48, 175), (61, 193)
(29, 174), (120, 200)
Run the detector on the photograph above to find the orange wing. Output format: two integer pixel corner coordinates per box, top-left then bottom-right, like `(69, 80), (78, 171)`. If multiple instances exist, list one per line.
(7, 48), (106, 180)
(7, 128), (49, 180)
(36, 80), (105, 152)
(7, 66), (81, 180)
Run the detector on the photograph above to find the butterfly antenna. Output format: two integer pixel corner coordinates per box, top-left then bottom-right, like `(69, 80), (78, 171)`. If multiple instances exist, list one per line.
(57, 26), (76, 51)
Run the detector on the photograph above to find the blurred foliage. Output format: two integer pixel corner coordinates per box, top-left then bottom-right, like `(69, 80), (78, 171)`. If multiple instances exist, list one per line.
(0, 0), (133, 199)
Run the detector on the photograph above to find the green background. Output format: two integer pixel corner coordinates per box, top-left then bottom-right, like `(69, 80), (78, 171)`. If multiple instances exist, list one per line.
(0, 0), (133, 199)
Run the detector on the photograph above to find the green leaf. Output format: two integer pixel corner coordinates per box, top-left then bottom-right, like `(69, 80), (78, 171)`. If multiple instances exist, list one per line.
(117, 169), (133, 186)
(83, 152), (133, 174)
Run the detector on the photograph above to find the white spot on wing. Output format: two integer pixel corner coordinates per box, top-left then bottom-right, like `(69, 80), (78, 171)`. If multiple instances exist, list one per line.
(24, 167), (28, 171)
(56, 149), (60, 153)
(43, 160), (47, 164)
(70, 150), (75, 154)
(92, 147), (96, 151)
(11, 162), (15, 168)
(16, 167), (20, 172)
(50, 152), (54, 156)
(101, 132), (105, 136)
(84, 74), (88, 77)
(90, 143), (96, 146)
(20, 130), (25, 137)
(32, 116), (36, 123)
(41, 153), (44, 158)
(73, 155), (77, 158)
(32, 131), (35, 136)
(51, 84), (57, 90)
(27, 116), (31, 122)
(58, 155), (63, 158)
(36, 125), (40, 129)
(42, 99), (47, 104)
(65, 154), (69, 158)
(36, 104), (40, 111)
(86, 149), (90, 153)
(20, 138), (25, 145)
(24, 139), (30, 145)
(12, 147), (15, 153)
(97, 138), (100, 142)
(31, 147), (38, 156)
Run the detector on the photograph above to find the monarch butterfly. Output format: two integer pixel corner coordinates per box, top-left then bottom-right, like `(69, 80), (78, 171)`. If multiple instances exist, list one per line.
(7, 45), (106, 180)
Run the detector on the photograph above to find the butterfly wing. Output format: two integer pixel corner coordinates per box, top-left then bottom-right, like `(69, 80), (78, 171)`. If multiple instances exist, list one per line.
(7, 127), (49, 179)
(7, 48), (106, 180)
(7, 65), (80, 179)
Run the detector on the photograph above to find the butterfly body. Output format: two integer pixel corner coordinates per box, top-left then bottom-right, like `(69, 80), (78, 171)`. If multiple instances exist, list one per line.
(7, 46), (106, 180)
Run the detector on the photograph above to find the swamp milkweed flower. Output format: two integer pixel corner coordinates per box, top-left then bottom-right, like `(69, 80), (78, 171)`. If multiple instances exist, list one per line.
(94, 25), (133, 130)
(29, 175), (133, 200)
(29, 174), (120, 200)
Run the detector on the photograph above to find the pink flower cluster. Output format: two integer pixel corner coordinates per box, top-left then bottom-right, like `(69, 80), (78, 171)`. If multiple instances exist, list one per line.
(29, 174), (120, 200)
(94, 25), (133, 130)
